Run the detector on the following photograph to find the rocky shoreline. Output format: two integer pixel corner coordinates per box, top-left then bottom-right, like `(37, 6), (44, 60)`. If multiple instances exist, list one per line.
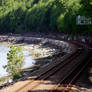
(0, 35), (71, 60)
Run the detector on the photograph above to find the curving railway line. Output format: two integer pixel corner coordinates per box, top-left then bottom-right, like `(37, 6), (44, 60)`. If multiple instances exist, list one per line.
(16, 50), (91, 91)
(16, 49), (81, 92)
(0, 40), (92, 92)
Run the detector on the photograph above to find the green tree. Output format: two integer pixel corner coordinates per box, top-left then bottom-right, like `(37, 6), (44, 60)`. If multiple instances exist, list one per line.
(4, 45), (24, 78)
(0, 0), (92, 34)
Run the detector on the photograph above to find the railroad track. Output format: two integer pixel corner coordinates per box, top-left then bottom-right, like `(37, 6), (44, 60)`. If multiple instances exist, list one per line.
(52, 50), (92, 92)
(14, 48), (89, 92)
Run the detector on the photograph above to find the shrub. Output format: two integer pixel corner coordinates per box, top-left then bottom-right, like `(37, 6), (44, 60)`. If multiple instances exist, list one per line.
(13, 74), (22, 80)
(4, 45), (24, 78)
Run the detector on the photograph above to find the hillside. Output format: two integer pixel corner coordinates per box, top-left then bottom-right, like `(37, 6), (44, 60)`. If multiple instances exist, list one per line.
(0, 0), (92, 35)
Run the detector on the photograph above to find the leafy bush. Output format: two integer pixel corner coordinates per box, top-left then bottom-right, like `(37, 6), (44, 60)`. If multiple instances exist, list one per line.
(4, 45), (24, 77)
(13, 74), (22, 80)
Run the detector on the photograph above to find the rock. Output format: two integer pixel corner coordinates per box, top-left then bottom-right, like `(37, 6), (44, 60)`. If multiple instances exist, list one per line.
(68, 37), (72, 40)
(81, 38), (85, 43)
(8, 79), (12, 83)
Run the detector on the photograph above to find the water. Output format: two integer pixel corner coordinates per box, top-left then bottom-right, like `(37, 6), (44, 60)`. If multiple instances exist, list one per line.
(0, 45), (35, 77)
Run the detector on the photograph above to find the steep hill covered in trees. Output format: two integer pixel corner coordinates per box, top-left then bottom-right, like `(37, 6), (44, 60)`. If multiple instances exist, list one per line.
(0, 0), (92, 35)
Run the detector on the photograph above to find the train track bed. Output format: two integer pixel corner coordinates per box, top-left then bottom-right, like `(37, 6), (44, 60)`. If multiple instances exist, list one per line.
(11, 50), (90, 92)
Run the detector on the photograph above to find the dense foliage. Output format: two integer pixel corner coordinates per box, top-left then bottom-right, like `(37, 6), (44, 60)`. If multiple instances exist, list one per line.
(0, 0), (92, 35)
(4, 45), (24, 78)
